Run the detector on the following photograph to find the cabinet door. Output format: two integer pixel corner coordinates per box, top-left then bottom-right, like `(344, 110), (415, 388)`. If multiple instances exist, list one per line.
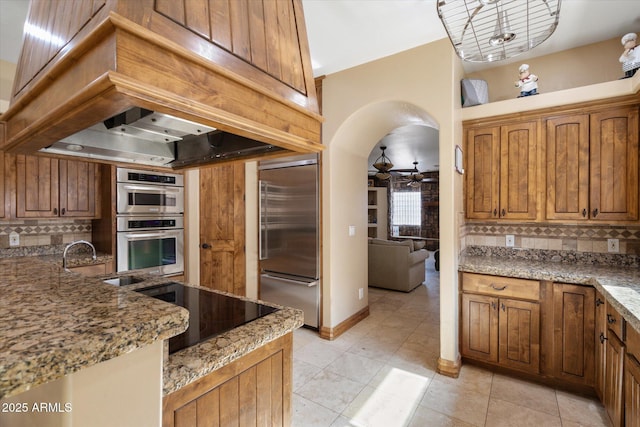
(499, 121), (537, 220)
(199, 163), (246, 296)
(498, 298), (540, 373)
(15, 155), (59, 218)
(604, 332), (624, 427)
(595, 292), (607, 401)
(546, 115), (590, 220)
(59, 159), (98, 218)
(625, 354), (640, 427)
(552, 284), (595, 386)
(461, 293), (498, 363)
(465, 126), (500, 219)
(590, 106), (639, 221)
(0, 150), (5, 219)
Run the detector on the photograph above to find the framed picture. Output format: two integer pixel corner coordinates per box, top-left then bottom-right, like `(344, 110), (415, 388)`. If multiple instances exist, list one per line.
(455, 145), (464, 174)
(367, 179), (374, 187)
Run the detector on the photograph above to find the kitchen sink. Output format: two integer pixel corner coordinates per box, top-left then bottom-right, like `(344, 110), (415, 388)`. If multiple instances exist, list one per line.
(103, 276), (145, 286)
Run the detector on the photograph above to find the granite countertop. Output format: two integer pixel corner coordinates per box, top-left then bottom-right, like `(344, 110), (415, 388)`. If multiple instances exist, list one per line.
(459, 254), (640, 331)
(0, 257), (189, 400)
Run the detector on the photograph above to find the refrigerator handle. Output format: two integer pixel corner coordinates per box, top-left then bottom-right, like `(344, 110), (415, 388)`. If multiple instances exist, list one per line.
(259, 180), (268, 260)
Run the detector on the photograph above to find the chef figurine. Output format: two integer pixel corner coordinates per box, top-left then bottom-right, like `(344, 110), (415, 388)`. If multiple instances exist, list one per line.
(619, 32), (640, 78)
(515, 64), (539, 97)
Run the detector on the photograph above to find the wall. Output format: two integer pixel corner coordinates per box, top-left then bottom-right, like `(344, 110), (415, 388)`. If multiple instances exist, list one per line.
(321, 38), (465, 366)
(465, 37), (624, 102)
(0, 219), (92, 255)
(0, 59), (16, 112)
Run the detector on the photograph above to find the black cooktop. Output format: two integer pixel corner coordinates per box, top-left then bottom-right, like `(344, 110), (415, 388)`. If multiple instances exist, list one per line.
(136, 282), (278, 354)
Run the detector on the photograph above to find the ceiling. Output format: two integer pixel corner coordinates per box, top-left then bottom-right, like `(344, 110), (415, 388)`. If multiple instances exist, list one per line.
(1, 0), (639, 172)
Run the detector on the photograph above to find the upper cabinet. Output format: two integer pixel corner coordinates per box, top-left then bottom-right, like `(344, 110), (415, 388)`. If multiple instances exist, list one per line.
(1, 0), (322, 167)
(465, 121), (538, 220)
(15, 155), (99, 219)
(546, 105), (638, 221)
(465, 97), (639, 223)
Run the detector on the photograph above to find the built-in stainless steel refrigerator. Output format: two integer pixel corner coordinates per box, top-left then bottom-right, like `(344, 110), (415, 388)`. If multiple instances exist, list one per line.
(258, 153), (320, 328)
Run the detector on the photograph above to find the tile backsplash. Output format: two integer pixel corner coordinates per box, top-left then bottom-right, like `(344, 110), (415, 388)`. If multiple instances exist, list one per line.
(0, 219), (92, 252)
(461, 222), (640, 258)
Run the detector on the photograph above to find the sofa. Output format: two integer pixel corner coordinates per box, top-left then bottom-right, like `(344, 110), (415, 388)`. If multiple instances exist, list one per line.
(368, 238), (429, 292)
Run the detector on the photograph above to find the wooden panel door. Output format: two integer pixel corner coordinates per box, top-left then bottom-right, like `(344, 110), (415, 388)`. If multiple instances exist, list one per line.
(0, 150), (5, 219)
(15, 155), (59, 218)
(604, 332), (625, 427)
(59, 159), (98, 218)
(625, 353), (640, 427)
(499, 121), (537, 220)
(552, 284), (595, 386)
(461, 293), (498, 363)
(590, 106), (639, 221)
(546, 115), (590, 220)
(199, 162), (246, 296)
(465, 126), (500, 219)
(595, 292), (607, 401)
(498, 298), (540, 373)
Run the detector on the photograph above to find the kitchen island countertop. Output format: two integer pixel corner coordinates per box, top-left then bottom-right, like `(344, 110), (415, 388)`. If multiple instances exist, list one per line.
(459, 254), (640, 331)
(0, 256), (189, 399)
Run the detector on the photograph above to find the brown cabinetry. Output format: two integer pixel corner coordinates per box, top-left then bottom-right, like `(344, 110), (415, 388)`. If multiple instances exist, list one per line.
(546, 106), (639, 221)
(625, 326), (640, 426)
(0, 150), (5, 219)
(163, 333), (292, 427)
(602, 302), (625, 427)
(551, 283), (595, 387)
(595, 292), (607, 400)
(465, 121), (537, 220)
(461, 273), (540, 374)
(15, 155), (99, 219)
(68, 261), (114, 276)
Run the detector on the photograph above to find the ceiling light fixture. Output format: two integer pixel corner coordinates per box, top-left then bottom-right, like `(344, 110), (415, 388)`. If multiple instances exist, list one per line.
(407, 162), (424, 187)
(437, 0), (561, 63)
(372, 146), (394, 180)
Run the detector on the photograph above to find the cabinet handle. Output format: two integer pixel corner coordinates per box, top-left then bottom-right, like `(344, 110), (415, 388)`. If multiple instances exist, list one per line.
(582, 208), (587, 218)
(493, 208), (497, 217)
(491, 302), (497, 310)
(501, 303), (506, 312)
(201, 243), (211, 249)
(490, 284), (507, 291)
(501, 208), (506, 217)
(53, 208), (58, 215)
(592, 208), (599, 218)
(600, 333), (608, 344)
(61, 208), (66, 215)
(596, 298), (604, 307)
(607, 314), (616, 324)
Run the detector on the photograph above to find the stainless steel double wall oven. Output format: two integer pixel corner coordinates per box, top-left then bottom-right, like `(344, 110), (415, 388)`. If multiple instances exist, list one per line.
(116, 168), (184, 276)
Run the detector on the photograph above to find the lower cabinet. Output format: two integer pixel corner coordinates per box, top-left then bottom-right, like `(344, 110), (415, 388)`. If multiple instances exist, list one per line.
(625, 353), (640, 426)
(163, 333), (292, 427)
(552, 283), (595, 387)
(67, 261), (114, 276)
(604, 331), (625, 427)
(595, 291), (607, 401)
(461, 273), (540, 374)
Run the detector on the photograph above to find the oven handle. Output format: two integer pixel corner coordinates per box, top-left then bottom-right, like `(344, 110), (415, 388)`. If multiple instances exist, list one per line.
(121, 231), (181, 239)
(120, 183), (183, 193)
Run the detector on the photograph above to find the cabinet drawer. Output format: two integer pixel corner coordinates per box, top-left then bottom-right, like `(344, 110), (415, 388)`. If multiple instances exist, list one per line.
(606, 302), (625, 341)
(462, 273), (540, 300)
(627, 324), (640, 361)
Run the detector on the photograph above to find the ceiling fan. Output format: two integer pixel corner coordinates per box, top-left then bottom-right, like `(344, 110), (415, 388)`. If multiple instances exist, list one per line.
(394, 161), (438, 187)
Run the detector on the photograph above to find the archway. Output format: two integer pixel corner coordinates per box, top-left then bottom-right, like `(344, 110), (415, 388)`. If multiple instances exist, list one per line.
(321, 99), (460, 373)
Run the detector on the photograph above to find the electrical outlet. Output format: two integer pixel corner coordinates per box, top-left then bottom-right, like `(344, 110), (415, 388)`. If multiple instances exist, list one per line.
(358, 288), (364, 300)
(348, 225), (356, 237)
(9, 232), (19, 247)
(505, 235), (515, 247)
(608, 239), (619, 253)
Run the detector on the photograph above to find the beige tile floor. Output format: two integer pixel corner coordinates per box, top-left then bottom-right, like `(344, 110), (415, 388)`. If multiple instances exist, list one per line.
(292, 253), (611, 427)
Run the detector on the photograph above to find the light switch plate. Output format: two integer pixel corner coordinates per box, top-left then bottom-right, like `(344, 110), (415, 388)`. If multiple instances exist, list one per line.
(608, 239), (619, 253)
(505, 235), (515, 247)
(348, 225), (356, 237)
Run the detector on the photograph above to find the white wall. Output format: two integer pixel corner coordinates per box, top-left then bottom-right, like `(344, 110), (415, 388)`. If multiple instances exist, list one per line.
(321, 38), (464, 365)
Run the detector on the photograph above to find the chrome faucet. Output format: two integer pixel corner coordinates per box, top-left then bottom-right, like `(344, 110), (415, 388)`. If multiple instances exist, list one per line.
(63, 240), (97, 272)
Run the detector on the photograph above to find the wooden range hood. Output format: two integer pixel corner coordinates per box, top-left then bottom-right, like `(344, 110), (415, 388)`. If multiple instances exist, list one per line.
(0, 0), (323, 169)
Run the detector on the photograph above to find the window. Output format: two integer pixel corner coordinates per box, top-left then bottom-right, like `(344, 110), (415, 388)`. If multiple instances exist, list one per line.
(392, 191), (421, 226)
